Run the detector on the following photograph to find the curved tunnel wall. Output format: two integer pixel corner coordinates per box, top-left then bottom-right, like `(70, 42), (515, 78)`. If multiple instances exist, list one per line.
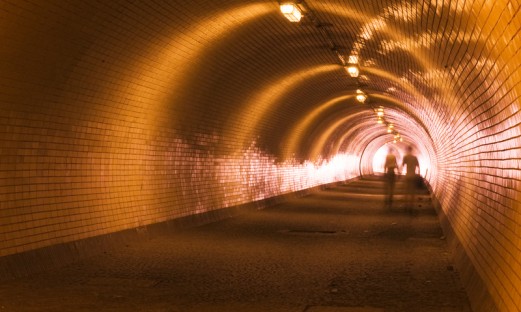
(0, 1), (361, 258)
(1, 1), (521, 311)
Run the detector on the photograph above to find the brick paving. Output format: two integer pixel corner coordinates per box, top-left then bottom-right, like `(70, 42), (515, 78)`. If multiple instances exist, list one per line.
(0, 176), (472, 312)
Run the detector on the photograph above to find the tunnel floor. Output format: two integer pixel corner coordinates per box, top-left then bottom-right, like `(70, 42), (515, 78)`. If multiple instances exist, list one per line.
(0, 176), (472, 312)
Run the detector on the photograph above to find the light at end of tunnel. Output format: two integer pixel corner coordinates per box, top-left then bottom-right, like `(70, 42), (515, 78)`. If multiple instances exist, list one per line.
(356, 89), (367, 103)
(372, 144), (390, 174)
(280, 3), (302, 22)
(373, 144), (430, 177)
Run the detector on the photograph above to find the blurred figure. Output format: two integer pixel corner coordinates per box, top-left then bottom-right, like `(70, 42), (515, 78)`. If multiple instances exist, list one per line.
(402, 145), (420, 211)
(384, 147), (398, 208)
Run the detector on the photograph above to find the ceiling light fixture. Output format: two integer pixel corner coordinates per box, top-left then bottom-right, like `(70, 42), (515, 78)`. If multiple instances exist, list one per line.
(280, 2), (302, 22)
(280, 1), (358, 80)
(345, 55), (360, 77)
(345, 64), (359, 78)
(356, 89), (367, 103)
(376, 107), (384, 117)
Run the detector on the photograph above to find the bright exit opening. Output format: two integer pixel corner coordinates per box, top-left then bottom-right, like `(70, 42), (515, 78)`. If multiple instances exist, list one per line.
(372, 143), (430, 177)
(372, 143), (402, 174)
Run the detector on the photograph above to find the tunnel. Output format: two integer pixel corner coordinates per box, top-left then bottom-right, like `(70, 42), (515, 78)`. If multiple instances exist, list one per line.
(0, 0), (520, 311)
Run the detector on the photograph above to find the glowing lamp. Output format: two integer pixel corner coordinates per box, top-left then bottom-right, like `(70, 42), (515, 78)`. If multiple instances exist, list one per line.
(356, 89), (367, 103)
(280, 3), (302, 22)
(345, 64), (359, 77)
(345, 55), (360, 77)
(376, 107), (384, 117)
(377, 117), (383, 124)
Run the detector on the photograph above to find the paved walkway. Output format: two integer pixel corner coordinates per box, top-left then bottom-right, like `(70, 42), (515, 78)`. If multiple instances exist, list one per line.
(0, 176), (472, 312)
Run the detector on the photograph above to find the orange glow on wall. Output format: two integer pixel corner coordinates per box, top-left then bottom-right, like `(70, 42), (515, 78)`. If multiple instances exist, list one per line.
(319, 2), (437, 73)
(216, 142), (360, 203)
(230, 64), (339, 148)
(330, 118), (378, 155)
(121, 3), (274, 129)
(363, 68), (425, 102)
(283, 94), (353, 159)
(308, 112), (369, 160)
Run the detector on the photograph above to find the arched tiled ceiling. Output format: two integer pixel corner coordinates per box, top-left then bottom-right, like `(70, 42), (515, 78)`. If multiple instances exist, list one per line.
(109, 0), (443, 167)
(2, 1), (521, 310)
(284, 91), (435, 161)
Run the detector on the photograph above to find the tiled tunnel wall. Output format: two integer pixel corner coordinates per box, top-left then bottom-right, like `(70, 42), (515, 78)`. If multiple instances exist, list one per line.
(1, 1), (521, 311)
(0, 1), (361, 257)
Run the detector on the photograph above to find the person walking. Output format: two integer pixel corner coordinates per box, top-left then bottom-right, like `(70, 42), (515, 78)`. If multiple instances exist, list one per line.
(384, 147), (398, 209)
(402, 145), (420, 212)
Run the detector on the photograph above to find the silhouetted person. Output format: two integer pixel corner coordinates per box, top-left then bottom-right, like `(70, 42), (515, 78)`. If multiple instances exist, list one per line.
(384, 148), (398, 208)
(402, 145), (420, 212)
